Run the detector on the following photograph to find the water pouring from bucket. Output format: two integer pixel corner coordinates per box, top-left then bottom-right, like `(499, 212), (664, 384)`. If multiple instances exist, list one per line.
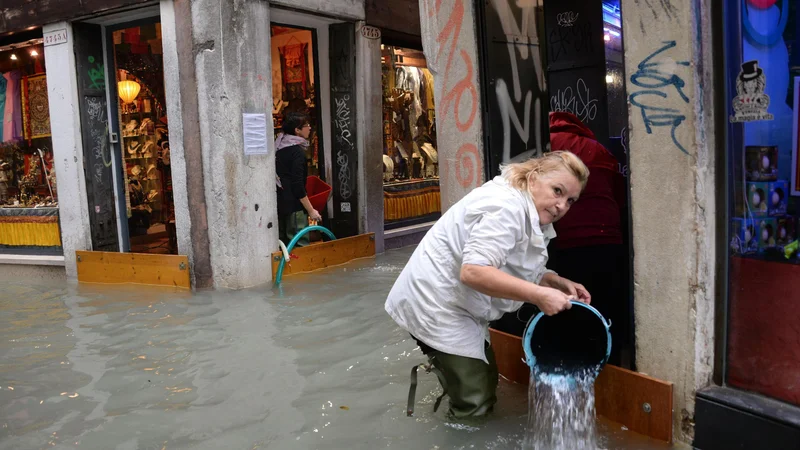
(522, 301), (611, 450)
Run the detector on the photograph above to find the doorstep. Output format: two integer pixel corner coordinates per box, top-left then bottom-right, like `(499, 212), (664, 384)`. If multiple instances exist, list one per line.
(384, 222), (434, 250)
(0, 254), (66, 266)
(694, 386), (800, 450)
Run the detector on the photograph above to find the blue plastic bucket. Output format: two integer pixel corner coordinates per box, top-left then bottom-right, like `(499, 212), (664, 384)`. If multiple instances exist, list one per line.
(523, 301), (612, 381)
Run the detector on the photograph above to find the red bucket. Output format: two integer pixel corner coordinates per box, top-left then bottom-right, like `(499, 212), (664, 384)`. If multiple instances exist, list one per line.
(306, 176), (332, 212)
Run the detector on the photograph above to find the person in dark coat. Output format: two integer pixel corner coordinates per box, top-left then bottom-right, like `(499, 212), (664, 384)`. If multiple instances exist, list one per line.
(275, 112), (322, 247)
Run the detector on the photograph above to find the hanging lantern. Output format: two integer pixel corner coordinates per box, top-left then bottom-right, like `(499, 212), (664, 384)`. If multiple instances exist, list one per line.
(118, 80), (141, 104)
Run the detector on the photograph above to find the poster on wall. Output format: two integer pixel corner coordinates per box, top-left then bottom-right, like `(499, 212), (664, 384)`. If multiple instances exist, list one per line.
(791, 77), (800, 195)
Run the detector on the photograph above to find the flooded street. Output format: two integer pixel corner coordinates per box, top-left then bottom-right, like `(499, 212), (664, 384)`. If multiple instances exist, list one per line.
(1, 247), (681, 449)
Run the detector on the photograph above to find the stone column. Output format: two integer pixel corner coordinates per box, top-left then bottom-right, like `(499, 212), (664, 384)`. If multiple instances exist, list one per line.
(418, 0), (485, 210)
(160, 0), (197, 282)
(355, 21), (385, 252)
(621, 0), (716, 442)
(43, 22), (93, 279)
(187, 0), (276, 289)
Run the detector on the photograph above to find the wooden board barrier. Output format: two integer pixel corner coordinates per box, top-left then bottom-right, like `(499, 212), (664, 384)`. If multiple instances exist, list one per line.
(271, 233), (375, 279)
(489, 327), (674, 443)
(76, 251), (191, 289)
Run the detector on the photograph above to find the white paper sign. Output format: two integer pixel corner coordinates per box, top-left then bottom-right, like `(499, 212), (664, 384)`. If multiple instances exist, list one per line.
(242, 113), (268, 156)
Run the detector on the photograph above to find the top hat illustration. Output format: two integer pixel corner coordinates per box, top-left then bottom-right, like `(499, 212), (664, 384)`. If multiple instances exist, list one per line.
(740, 60), (763, 81)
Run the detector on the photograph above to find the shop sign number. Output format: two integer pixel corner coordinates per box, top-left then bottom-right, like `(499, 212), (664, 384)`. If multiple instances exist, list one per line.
(44, 29), (68, 47)
(360, 26), (381, 40)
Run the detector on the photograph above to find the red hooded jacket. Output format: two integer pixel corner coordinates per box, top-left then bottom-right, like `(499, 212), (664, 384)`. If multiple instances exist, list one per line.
(549, 112), (626, 249)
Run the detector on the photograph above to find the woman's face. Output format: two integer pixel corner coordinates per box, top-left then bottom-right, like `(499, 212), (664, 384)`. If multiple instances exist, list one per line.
(295, 123), (312, 140)
(528, 168), (582, 225)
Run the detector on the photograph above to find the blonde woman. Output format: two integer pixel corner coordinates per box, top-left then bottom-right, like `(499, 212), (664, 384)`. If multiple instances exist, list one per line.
(386, 151), (591, 418)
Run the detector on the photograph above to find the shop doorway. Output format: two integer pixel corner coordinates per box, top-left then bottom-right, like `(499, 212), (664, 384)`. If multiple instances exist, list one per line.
(381, 45), (441, 230)
(270, 20), (329, 245)
(271, 23), (325, 179)
(105, 18), (176, 255)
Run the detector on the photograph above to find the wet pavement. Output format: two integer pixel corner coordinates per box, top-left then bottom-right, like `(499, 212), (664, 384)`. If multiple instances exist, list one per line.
(0, 247), (686, 449)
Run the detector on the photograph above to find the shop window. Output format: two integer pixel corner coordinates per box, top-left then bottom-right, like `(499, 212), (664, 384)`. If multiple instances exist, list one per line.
(111, 23), (176, 254)
(382, 45), (441, 230)
(0, 33), (61, 256)
(725, 0), (800, 407)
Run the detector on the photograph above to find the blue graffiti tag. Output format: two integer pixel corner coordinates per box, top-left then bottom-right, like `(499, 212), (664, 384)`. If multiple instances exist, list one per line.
(629, 41), (691, 155)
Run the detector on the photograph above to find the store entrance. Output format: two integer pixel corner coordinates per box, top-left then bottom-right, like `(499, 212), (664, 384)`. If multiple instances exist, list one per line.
(271, 23), (324, 178)
(107, 19), (176, 255)
(270, 22), (327, 245)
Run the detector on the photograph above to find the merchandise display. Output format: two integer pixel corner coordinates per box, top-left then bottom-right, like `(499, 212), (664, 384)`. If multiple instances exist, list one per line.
(381, 45), (441, 228)
(0, 39), (61, 254)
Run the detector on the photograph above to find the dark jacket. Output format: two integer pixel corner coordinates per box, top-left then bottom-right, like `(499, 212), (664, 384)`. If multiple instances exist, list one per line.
(549, 112), (626, 249)
(275, 144), (307, 217)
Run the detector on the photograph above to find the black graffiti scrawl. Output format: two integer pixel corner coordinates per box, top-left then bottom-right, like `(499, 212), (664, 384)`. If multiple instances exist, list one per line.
(329, 23), (358, 238)
(543, 0), (610, 148)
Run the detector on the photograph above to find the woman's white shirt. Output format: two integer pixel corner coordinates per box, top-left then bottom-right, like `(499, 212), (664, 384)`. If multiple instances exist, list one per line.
(385, 176), (556, 363)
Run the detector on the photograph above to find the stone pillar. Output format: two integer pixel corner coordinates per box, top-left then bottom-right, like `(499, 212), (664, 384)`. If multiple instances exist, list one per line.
(160, 0), (196, 278)
(355, 21), (385, 252)
(621, 0), (716, 442)
(43, 22), (93, 279)
(187, 0), (276, 289)
(418, 0), (485, 210)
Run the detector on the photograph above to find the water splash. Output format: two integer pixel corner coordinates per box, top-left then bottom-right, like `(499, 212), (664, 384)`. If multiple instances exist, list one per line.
(524, 367), (598, 450)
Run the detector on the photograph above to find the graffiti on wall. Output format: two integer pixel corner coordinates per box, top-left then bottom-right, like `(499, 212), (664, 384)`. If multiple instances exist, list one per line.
(489, 0), (547, 165)
(628, 40), (691, 155)
(424, 0), (482, 188)
(550, 77), (599, 124)
(334, 94), (353, 201)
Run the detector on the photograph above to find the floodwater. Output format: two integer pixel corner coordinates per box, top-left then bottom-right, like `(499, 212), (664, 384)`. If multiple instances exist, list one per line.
(0, 247), (685, 449)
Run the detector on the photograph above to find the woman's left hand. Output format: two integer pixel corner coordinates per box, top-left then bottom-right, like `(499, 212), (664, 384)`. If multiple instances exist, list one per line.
(541, 273), (591, 304)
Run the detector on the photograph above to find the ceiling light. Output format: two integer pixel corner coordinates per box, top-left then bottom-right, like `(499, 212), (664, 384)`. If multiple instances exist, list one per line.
(606, 75), (614, 83)
(30, 50), (38, 57)
(10, 54), (17, 60)
(604, 34), (611, 42)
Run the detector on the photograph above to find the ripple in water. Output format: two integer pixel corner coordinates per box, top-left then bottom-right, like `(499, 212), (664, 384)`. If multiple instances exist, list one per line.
(524, 368), (598, 450)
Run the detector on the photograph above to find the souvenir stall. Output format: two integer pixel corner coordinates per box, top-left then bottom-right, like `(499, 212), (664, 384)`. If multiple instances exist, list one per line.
(112, 24), (175, 254)
(271, 25), (322, 178)
(381, 46), (441, 229)
(0, 35), (61, 255)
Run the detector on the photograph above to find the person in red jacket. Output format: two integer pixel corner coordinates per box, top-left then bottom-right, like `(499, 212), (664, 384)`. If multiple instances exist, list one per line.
(491, 111), (630, 366)
(548, 111), (629, 366)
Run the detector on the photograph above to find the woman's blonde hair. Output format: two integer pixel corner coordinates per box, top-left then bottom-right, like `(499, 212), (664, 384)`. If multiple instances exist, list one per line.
(500, 150), (589, 191)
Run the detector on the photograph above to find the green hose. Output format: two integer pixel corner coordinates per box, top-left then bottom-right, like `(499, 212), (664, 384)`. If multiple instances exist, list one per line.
(275, 225), (337, 286)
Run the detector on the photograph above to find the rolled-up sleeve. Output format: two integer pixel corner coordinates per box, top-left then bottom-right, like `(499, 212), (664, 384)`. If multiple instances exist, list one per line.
(462, 199), (524, 268)
(535, 268), (557, 284)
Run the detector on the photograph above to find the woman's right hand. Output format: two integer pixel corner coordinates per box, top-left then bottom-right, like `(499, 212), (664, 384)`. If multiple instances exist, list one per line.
(308, 209), (323, 222)
(534, 287), (573, 316)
